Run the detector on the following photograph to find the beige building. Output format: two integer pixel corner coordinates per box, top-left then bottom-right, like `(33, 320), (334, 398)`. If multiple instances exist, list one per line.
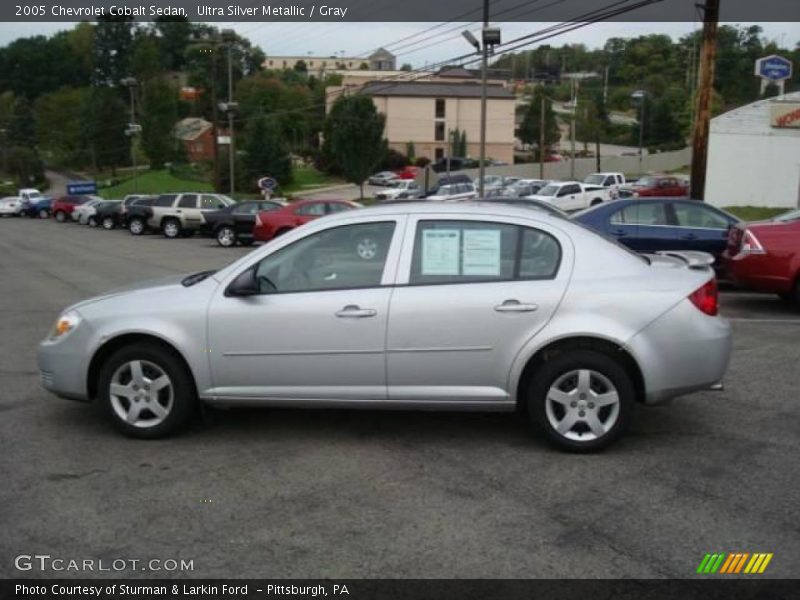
(338, 80), (516, 164)
(264, 48), (396, 75)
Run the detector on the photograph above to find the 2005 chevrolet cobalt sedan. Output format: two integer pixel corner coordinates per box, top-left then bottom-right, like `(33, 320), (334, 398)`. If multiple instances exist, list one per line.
(38, 203), (731, 451)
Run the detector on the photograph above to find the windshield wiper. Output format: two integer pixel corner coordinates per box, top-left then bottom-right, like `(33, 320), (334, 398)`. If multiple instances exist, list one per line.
(182, 270), (217, 287)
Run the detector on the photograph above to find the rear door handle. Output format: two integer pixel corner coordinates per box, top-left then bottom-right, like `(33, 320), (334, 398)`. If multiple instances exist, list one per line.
(336, 305), (377, 318)
(494, 299), (538, 313)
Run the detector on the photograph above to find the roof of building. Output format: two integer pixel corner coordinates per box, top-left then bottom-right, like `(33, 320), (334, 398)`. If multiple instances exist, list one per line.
(360, 81), (515, 99)
(368, 47), (395, 60)
(711, 90), (800, 137)
(174, 117), (212, 142)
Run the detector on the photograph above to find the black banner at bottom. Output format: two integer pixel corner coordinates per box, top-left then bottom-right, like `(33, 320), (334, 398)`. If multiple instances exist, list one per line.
(2, 579), (798, 600)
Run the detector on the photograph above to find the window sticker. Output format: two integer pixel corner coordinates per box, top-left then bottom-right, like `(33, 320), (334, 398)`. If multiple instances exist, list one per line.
(421, 229), (460, 275)
(463, 229), (501, 276)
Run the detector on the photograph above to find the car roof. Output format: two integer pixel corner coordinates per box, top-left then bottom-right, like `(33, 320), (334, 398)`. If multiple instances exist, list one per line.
(343, 201), (566, 222)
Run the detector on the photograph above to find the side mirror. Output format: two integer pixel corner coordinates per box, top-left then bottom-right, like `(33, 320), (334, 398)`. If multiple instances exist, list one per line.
(225, 267), (258, 297)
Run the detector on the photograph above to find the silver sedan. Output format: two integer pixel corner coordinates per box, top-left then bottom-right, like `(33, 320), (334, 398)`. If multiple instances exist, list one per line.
(38, 203), (731, 451)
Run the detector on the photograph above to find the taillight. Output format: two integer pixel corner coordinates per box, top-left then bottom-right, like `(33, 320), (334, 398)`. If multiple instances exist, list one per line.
(737, 229), (766, 257)
(256, 212), (264, 226)
(688, 279), (719, 316)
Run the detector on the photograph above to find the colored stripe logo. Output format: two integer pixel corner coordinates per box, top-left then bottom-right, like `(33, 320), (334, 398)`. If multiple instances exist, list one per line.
(697, 552), (773, 574)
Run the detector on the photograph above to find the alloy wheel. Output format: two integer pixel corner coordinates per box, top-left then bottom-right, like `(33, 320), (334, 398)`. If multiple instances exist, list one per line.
(109, 360), (174, 428)
(217, 227), (236, 247)
(129, 219), (144, 235)
(55, 211), (65, 222)
(39, 209), (49, 219)
(356, 237), (378, 260)
(545, 369), (620, 442)
(163, 221), (180, 238)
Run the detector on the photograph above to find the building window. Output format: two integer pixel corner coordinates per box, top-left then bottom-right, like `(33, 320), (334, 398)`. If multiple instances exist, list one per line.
(435, 98), (446, 119)
(435, 122), (446, 142)
(309, 61), (314, 66)
(268, 60), (273, 66)
(435, 148), (445, 160)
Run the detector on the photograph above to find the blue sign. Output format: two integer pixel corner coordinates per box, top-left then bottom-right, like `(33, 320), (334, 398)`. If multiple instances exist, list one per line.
(66, 181), (97, 195)
(258, 177), (277, 191)
(755, 55), (793, 82)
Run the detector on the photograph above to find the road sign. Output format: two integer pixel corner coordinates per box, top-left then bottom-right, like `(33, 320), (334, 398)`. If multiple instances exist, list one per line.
(66, 181), (97, 195)
(258, 177), (277, 191)
(755, 55), (793, 82)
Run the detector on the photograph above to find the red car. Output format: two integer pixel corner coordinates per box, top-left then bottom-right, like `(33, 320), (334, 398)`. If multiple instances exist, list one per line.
(51, 195), (91, 223)
(395, 166), (420, 180)
(253, 199), (360, 242)
(623, 175), (688, 198)
(723, 209), (800, 304)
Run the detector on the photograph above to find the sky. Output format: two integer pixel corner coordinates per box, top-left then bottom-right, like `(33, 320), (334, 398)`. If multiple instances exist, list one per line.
(0, 21), (798, 68)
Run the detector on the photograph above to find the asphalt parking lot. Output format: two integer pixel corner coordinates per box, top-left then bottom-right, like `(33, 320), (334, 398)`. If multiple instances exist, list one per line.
(1, 217), (799, 579)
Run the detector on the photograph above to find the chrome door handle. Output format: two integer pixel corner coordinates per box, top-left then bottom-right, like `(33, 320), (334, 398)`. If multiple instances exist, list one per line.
(494, 300), (538, 313)
(336, 305), (377, 318)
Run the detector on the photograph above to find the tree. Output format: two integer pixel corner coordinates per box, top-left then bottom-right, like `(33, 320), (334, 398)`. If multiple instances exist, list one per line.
(152, 16), (192, 71)
(93, 15), (136, 86)
(35, 87), (89, 166)
(294, 60), (308, 73)
(140, 78), (178, 169)
(518, 87), (560, 160)
(242, 114), (292, 188)
(131, 36), (162, 82)
(326, 95), (386, 199)
(81, 87), (128, 173)
(400, 63), (413, 71)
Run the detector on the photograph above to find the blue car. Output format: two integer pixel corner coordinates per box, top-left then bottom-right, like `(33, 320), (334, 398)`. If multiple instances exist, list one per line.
(20, 197), (53, 218)
(573, 198), (740, 263)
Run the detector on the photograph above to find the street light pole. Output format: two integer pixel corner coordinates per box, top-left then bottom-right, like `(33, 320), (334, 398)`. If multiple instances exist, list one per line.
(632, 89), (646, 177)
(225, 32), (236, 196)
(120, 77), (139, 193)
(478, 0), (489, 198)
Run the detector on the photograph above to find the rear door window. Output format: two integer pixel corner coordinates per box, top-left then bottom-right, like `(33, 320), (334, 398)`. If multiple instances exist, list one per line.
(673, 203), (730, 229)
(178, 194), (199, 208)
(155, 194), (177, 207)
(294, 202), (326, 216)
(610, 203), (669, 226)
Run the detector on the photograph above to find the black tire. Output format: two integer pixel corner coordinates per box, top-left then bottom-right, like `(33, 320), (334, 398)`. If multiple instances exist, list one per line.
(779, 278), (800, 308)
(98, 342), (196, 439)
(38, 209), (49, 219)
(590, 198), (603, 206)
(88, 216), (98, 227)
(101, 216), (116, 230)
(216, 225), (237, 247)
(238, 237), (255, 247)
(128, 217), (146, 236)
(526, 349), (634, 452)
(273, 227), (291, 238)
(162, 218), (182, 239)
(54, 210), (67, 222)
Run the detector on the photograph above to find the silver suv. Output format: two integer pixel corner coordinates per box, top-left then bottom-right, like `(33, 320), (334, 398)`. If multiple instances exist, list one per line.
(149, 193), (235, 238)
(38, 203), (731, 451)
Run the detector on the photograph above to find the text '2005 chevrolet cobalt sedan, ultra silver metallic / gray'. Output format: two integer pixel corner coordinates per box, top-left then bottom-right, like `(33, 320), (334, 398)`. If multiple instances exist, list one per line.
(38, 203), (731, 451)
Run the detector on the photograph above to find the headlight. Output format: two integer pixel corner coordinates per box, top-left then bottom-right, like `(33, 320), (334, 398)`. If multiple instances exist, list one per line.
(49, 311), (82, 341)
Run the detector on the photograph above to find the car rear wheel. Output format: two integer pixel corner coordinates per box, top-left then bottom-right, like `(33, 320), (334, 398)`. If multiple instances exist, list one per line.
(527, 349), (633, 452)
(38, 209), (49, 219)
(102, 216), (116, 230)
(162, 218), (181, 239)
(216, 226), (237, 247)
(98, 343), (196, 439)
(128, 217), (145, 235)
(54, 211), (67, 222)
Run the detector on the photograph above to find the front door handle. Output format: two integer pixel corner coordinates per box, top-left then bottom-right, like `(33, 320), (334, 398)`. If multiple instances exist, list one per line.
(611, 228), (627, 237)
(680, 233), (698, 240)
(494, 299), (538, 313)
(336, 305), (377, 318)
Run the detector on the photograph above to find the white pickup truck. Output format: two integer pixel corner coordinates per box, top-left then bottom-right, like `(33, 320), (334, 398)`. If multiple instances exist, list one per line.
(584, 172), (626, 198)
(527, 180), (613, 211)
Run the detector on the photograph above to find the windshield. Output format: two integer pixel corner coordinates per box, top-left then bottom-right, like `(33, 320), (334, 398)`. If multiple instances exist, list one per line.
(584, 174), (605, 185)
(774, 209), (800, 222)
(537, 184), (559, 197)
(27, 192), (42, 200)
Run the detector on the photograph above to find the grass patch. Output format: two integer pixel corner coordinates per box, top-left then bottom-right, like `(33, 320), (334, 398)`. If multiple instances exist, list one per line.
(722, 206), (788, 221)
(282, 165), (342, 194)
(99, 169), (213, 198)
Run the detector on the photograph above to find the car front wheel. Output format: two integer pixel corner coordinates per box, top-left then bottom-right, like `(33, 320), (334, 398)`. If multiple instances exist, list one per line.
(527, 349), (633, 452)
(54, 211), (67, 222)
(38, 209), (49, 219)
(216, 226), (237, 247)
(98, 343), (196, 439)
(128, 217), (145, 235)
(162, 219), (181, 239)
(102, 216), (116, 230)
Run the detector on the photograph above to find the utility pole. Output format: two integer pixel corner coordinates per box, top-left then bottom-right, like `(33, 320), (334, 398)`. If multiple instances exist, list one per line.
(690, 0), (720, 201)
(224, 29), (236, 196)
(478, 0), (489, 198)
(569, 77), (577, 180)
(120, 77), (140, 194)
(539, 92), (545, 180)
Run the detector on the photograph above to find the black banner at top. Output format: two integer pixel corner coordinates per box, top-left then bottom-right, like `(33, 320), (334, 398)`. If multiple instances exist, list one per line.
(4, 0), (800, 22)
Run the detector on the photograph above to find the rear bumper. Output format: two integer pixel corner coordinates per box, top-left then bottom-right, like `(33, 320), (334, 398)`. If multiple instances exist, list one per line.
(626, 299), (732, 405)
(722, 252), (793, 294)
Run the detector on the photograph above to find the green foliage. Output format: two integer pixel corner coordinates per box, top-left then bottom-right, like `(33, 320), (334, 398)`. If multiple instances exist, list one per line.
(405, 141), (416, 161)
(518, 88), (560, 157)
(326, 95), (386, 197)
(242, 114), (293, 190)
(140, 78), (179, 169)
(81, 86), (129, 173)
(152, 16), (192, 71)
(35, 87), (89, 165)
(93, 15), (135, 86)
(5, 146), (44, 186)
(400, 63), (413, 71)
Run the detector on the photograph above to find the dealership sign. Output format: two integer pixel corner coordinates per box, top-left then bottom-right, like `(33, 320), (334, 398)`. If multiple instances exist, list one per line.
(770, 102), (800, 128)
(755, 55), (793, 82)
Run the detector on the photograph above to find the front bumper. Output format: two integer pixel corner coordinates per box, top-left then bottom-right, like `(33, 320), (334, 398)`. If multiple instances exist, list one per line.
(626, 298), (732, 404)
(37, 324), (94, 402)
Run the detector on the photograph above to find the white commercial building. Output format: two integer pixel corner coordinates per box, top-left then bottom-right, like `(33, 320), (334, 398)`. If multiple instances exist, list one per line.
(706, 91), (800, 209)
